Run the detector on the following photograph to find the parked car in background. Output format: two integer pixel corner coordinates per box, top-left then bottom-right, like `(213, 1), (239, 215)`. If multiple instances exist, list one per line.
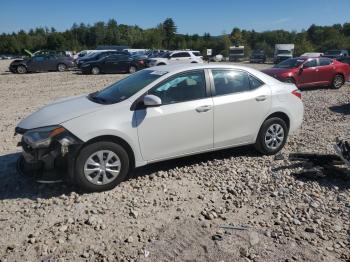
(274, 44), (294, 64)
(147, 51), (203, 67)
(323, 49), (349, 59)
(80, 54), (146, 74)
(300, 52), (324, 58)
(210, 54), (224, 62)
(74, 50), (96, 59)
(250, 50), (266, 63)
(9, 54), (75, 74)
(261, 57), (350, 89)
(15, 63), (303, 191)
(229, 46), (245, 61)
(76, 50), (121, 68)
(336, 56), (350, 66)
(96, 45), (129, 51)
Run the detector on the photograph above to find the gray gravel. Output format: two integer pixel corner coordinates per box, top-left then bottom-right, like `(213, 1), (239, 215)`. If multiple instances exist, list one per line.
(0, 60), (349, 261)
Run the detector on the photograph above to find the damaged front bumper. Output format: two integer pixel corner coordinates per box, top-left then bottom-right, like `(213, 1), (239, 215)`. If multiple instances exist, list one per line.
(15, 126), (83, 179)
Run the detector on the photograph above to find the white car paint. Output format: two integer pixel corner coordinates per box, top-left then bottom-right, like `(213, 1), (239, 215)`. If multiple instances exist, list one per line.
(17, 64), (304, 168)
(148, 51), (203, 67)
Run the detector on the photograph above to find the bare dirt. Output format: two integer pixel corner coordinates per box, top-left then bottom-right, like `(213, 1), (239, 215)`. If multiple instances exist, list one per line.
(0, 60), (349, 261)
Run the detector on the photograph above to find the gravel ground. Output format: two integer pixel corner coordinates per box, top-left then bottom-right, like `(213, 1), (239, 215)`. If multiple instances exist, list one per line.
(0, 60), (349, 261)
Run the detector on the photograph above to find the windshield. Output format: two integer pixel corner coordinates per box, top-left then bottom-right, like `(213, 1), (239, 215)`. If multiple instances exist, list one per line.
(274, 58), (305, 69)
(325, 50), (341, 55)
(88, 70), (167, 104)
(277, 50), (291, 54)
(230, 49), (244, 55)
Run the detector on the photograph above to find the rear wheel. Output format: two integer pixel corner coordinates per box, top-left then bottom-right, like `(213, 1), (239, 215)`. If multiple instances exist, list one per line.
(129, 65), (137, 74)
(74, 141), (130, 192)
(157, 63), (166, 66)
(57, 63), (67, 72)
(331, 74), (344, 89)
(16, 65), (27, 74)
(91, 66), (100, 75)
(255, 117), (288, 155)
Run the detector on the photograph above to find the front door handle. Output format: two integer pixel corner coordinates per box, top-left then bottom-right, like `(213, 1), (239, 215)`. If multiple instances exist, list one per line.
(196, 105), (212, 113)
(255, 95), (267, 102)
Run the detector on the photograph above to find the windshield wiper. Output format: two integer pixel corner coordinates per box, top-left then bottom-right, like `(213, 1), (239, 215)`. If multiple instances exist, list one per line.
(88, 92), (108, 104)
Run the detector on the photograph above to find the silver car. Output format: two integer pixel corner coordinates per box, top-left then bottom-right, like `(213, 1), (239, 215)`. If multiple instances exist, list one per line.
(15, 64), (304, 191)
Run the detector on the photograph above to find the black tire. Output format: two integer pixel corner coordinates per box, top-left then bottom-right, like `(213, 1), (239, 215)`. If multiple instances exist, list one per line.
(16, 65), (27, 74)
(57, 63), (67, 72)
(157, 63), (166, 66)
(284, 78), (295, 84)
(74, 141), (130, 192)
(255, 117), (288, 155)
(91, 66), (100, 75)
(331, 74), (344, 89)
(129, 65), (137, 74)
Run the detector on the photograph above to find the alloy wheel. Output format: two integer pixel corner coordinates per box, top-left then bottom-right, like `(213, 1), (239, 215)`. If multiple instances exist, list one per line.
(264, 124), (284, 150)
(83, 150), (121, 185)
(91, 67), (100, 75)
(333, 75), (344, 88)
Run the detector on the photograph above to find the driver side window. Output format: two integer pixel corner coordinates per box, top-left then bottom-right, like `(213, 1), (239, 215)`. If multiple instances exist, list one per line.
(32, 56), (45, 62)
(148, 70), (207, 105)
(303, 59), (317, 68)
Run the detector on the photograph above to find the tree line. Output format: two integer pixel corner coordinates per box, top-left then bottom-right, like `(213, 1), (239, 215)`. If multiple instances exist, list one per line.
(1, 18), (350, 57)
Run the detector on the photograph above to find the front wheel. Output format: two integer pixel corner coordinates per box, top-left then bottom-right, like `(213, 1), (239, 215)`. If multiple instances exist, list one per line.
(255, 117), (288, 155)
(129, 65), (137, 74)
(284, 78), (295, 84)
(57, 63), (67, 72)
(74, 142), (130, 192)
(91, 66), (100, 75)
(331, 74), (344, 89)
(17, 65), (27, 74)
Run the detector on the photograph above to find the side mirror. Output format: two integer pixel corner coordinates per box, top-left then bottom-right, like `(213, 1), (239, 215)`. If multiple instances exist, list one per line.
(143, 95), (162, 107)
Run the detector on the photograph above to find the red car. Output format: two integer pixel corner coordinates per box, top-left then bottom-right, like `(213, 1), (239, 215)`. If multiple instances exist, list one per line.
(262, 57), (350, 89)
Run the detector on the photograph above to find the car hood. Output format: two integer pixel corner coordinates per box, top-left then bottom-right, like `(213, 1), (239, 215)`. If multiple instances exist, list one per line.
(11, 58), (28, 65)
(17, 95), (103, 130)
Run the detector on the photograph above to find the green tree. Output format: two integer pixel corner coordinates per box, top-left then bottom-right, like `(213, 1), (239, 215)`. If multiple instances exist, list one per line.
(162, 18), (177, 49)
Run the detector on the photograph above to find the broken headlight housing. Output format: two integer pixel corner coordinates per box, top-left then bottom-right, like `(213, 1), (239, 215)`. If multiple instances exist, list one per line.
(22, 126), (67, 149)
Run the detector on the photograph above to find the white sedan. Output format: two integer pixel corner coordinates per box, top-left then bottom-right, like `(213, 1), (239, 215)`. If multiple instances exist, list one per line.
(16, 64), (303, 191)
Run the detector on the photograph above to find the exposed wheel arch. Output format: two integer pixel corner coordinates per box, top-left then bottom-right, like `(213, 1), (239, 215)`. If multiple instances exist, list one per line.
(263, 112), (290, 130)
(83, 135), (135, 169)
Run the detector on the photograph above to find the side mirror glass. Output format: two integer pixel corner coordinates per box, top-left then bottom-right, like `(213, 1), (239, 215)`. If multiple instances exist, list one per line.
(143, 95), (162, 107)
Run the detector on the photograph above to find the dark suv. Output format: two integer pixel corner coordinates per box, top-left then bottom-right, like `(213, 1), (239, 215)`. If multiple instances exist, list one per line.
(250, 50), (267, 63)
(9, 54), (74, 74)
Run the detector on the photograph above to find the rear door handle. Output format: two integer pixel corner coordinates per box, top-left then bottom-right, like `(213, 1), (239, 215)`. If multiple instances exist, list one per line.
(196, 105), (212, 113)
(255, 95), (267, 102)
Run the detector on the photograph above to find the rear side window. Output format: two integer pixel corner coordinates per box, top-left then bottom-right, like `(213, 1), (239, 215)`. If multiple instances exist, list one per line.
(319, 58), (332, 66)
(192, 52), (202, 57)
(172, 52), (191, 58)
(249, 75), (264, 89)
(212, 70), (251, 96)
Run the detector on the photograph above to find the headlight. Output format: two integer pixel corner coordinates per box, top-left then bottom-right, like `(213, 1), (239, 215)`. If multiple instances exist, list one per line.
(23, 126), (66, 149)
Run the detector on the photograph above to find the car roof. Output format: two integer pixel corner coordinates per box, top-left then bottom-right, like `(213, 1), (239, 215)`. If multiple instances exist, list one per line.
(146, 63), (280, 85)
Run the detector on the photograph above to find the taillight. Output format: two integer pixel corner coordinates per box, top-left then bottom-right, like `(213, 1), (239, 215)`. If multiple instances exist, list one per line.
(139, 60), (144, 65)
(292, 89), (301, 99)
